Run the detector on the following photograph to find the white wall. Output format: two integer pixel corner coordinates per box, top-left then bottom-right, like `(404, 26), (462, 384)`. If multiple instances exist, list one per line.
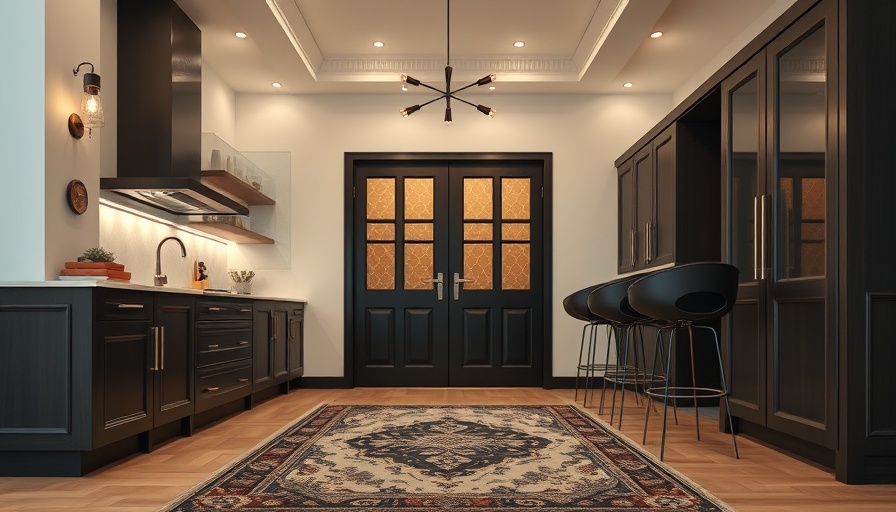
(201, 62), (237, 146)
(233, 92), (672, 377)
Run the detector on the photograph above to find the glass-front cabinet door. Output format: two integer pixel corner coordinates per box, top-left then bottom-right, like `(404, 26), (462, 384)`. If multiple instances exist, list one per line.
(723, 0), (837, 449)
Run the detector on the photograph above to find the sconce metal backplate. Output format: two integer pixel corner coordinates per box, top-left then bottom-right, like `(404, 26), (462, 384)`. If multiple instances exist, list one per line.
(68, 113), (85, 139)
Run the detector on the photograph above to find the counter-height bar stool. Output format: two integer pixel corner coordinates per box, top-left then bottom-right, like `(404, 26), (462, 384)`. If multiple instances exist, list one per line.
(627, 261), (740, 461)
(587, 274), (666, 428)
(564, 285), (614, 407)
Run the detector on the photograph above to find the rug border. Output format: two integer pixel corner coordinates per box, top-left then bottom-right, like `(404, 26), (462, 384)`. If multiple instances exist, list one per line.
(159, 401), (332, 512)
(159, 402), (736, 512)
(569, 403), (737, 512)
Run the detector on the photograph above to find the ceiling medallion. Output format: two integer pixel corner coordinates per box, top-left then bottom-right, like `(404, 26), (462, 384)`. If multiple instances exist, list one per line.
(399, 0), (496, 124)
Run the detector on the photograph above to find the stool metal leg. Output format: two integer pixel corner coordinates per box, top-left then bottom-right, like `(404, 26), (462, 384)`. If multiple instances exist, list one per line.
(699, 324), (740, 459)
(688, 325), (701, 441)
(598, 325), (615, 414)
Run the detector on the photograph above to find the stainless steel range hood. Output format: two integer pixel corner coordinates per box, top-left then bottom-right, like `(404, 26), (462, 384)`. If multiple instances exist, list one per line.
(101, 1), (248, 216)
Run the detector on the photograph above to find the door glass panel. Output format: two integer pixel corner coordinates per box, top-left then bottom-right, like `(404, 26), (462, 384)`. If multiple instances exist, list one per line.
(405, 178), (433, 220)
(367, 224), (395, 241)
(367, 178), (395, 220)
(776, 26), (826, 279)
(502, 224), (530, 241)
(405, 223), (433, 241)
(730, 74), (759, 283)
(463, 243), (493, 290)
(502, 178), (530, 220)
(367, 243), (395, 290)
(464, 178), (493, 220)
(502, 243), (530, 290)
(405, 243), (434, 290)
(464, 223), (492, 241)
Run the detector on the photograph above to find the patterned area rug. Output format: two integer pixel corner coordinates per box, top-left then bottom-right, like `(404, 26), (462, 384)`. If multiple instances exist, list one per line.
(163, 404), (733, 511)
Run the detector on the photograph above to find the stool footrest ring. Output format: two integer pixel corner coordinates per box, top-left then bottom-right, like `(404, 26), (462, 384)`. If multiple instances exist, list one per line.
(645, 386), (727, 400)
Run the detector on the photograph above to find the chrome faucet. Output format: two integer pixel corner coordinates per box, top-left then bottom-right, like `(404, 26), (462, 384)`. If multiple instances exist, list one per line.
(154, 236), (186, 286)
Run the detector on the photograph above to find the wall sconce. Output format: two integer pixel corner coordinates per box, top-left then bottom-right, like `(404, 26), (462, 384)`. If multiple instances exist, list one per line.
(68, 62), (104, 139)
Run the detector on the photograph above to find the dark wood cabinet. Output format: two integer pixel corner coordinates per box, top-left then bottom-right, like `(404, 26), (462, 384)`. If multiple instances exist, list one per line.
(721, 0), (838, 462)
(253, 301), (305, 391)
(153, 294), (195, 428)
(194, 299), (253, 413)
(616, 117), (720, 273)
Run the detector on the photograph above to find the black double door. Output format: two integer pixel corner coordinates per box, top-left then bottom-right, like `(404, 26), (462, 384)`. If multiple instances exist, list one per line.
(352, 158), (545, 387)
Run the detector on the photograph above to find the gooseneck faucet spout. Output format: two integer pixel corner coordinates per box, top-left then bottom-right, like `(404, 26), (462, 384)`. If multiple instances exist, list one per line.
(154, 236), (187, 286)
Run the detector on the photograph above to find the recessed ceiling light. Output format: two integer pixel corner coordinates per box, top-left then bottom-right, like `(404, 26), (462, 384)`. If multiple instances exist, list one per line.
(373, 41), (385, 48)
(650, 31), (663, 39)
(235, 32), (248, 39)
(623, 82), (633, 88)
(513, 41), (525, 48)
(272, 82), (282, 88)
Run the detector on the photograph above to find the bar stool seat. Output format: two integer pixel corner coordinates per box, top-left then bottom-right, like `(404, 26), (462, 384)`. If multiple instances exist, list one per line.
(627, 261), (740, 460)
(563, 285), (613, 406)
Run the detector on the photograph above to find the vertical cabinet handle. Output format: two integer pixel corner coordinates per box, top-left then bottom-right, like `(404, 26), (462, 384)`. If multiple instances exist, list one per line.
(630, 229), (636, 266)
(149, 327), (160, 371)
(289, 319), (296, 339)
(645, 222), (652, 263)
(159, 326), (165, 371)
(753, 196), (759, 280)
(421, 272), (444, 300)
(453, 272), (474, 300)
(760, 194), (767, 280)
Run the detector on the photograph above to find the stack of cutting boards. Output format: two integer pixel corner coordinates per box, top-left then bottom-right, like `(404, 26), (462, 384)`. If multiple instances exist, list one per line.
(60, 261), (132, 281)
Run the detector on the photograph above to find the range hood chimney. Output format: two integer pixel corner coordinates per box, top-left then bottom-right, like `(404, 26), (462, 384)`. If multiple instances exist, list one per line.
(101, 1), (248, 216)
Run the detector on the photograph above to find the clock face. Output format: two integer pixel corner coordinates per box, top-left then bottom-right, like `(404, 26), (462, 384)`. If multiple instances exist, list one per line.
(67, 180), (88, 214)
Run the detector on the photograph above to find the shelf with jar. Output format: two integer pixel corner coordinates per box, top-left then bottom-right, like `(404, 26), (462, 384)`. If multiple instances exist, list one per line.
(200, 133), (276, 206)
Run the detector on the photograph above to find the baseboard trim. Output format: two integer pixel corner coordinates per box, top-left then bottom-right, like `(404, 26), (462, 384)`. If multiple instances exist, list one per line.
(297, 377), (353, 389)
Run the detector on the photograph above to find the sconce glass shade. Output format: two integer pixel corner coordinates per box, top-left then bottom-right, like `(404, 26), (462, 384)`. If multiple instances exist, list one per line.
(80, 72), (104, 129)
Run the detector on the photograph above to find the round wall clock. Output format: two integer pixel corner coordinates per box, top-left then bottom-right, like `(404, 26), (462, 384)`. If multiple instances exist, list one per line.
(67, 179), (88, 214)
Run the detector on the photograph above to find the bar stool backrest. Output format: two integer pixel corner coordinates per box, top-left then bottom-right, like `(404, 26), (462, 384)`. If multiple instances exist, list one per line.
(587, 274), (648, 324)
(627, 262), (739, 323)
(563, 285), (605, 323)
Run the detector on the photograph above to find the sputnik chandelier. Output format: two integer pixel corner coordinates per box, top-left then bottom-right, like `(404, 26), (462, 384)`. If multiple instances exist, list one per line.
(400, 0), (496, 124)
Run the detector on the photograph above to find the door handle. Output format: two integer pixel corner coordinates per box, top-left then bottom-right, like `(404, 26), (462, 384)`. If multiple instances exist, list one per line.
(421, 272), (444, 300)
(159, 326), (165, 371)
(150, 326), (160, 371)
(753, 196), (759, 280)
(453, 272), (474, 300)
(630, 228), (636, 266)
(645, 222), (651, 263)
(760, 194), (767, 280)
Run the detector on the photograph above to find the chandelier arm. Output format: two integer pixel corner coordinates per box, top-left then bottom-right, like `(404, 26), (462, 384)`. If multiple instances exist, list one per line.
(452, 82), (479, 95)
(420, 95), (448, 108)
(447, 94), (478, 109)
(417, 82), (448, 95)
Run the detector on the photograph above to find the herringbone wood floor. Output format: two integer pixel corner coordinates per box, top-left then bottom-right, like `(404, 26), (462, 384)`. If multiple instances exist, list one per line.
(2, 387), (894, 511)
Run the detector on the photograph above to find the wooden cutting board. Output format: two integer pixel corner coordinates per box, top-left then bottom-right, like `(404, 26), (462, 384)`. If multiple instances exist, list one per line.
(64, 261), (125, 271)
(60, 268), (131, 280)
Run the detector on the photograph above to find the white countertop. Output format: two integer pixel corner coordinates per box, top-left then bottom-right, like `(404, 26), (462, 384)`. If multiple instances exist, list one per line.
(0, 280), (306, 303)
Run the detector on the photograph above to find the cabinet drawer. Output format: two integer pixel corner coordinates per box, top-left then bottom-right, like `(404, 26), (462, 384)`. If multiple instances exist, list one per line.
(94, 289), (153, 322)
(196, 322), (252, 367)
(195, 360), (252, 413)
(196, 300), (253, 321)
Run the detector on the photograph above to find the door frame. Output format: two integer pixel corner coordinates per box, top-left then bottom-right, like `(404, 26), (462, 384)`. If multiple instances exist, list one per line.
(344, 152), (553, 388)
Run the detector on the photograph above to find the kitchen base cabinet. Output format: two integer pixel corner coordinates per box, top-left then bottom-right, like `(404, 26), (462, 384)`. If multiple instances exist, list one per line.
(194, 299), (254, 414)
(251, 301), (305, 405)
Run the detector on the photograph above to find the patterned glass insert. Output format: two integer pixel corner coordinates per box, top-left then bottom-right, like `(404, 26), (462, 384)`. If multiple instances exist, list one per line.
(405, 243), (434, 290)
(502, 244), (530, 290)
(366, 244), (395, 290)
(367, 178), (395, 220)
(502, 178), (531, 220)
(405, 178), (434, 220)
(464, 223), (493, 241)
(502, 224), (530, 241)
(367, 224), (395, 241)
(464, 243), (493, 290)
(464, 178), (493, 220)
(405, 223), (434, 241)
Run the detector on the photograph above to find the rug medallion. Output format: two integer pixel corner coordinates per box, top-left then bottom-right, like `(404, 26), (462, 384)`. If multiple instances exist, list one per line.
(164, 404), (733, 511)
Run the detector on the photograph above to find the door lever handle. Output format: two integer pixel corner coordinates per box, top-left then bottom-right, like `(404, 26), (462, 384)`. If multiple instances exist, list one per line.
(421, 272), (444, 300)
(453, 272), (474, 300)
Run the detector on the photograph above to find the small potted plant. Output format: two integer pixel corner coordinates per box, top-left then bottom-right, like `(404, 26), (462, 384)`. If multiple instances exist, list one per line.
(228, 269), (255, 294)
(78, 247), (116, 263)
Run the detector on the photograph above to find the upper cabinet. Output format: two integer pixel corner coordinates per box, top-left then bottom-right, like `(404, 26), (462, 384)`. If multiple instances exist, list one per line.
(616, 97), (721, 274)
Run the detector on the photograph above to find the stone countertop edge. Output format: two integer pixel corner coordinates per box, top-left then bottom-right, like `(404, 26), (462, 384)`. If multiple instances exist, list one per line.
(0, 280), (307, 303)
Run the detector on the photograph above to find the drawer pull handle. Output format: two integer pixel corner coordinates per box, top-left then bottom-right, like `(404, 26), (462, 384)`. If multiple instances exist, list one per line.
(239, 308), (251, 313)
(116, 303), (144, 309)
(204, 387), (220, 392)
(207, 307), (225, 312)
(207, 344), (220, 349)
(238, 341), (249, 345)
(238, 378), (249, 383)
